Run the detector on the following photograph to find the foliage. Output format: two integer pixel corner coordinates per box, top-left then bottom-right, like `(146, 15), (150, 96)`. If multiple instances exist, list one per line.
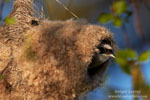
(113, 16), (123, 27)
(115, 49), (150, 99)
(115, 49), (150, 74)
(98, 0), (150, 99)
(99, 13), (113, 24)
(138, 50), (150, 62)
(112, 0), (127, 15)
(98, 0), (132, 27)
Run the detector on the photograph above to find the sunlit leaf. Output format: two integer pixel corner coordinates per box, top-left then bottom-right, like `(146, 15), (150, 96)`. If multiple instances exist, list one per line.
(115, 58), (127, 66)
(126, 49), (137, 59)
(112, 0), (128, 15)
(4, 16), (17, 25)
(115, 49), (137, 74)
(98, 13), (113, 24)
(138, 50), (150, 62)
(115, 58), (131, 74)
(113, 17), (123, 27)
(115, 57), (131, 74)
(0, 74), (3, 80)
(116, 49), (136, 60)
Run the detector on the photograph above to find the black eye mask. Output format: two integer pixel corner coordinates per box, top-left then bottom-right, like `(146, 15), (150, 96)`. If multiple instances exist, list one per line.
(98, 44), (113, 54)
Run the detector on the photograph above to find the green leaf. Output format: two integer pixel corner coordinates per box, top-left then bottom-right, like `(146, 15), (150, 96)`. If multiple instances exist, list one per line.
(121, 65), (131, 74)
(115, 49), (137, 74)
(116, 57), (127, 66)
(138, 50), (150, 62)
(98, 13), (113, 24)
(0, 74), (3, 80)
(112, 0), (128, 15)
(113, 17), (123, 27)
(115, 58), (131, 74)
(4, 16), (17, 25)
(116, 49), (136, 60)
(127, 49), (137, 59)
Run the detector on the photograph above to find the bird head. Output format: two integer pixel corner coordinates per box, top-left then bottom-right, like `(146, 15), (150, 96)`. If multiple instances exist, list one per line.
(87, 39), (115, 77)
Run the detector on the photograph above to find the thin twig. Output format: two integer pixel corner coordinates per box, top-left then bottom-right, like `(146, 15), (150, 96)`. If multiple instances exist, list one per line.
(55, 0), (79, 19)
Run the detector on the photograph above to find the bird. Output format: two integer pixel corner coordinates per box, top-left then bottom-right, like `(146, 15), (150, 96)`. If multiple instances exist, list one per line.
(87, 41), (115, 77)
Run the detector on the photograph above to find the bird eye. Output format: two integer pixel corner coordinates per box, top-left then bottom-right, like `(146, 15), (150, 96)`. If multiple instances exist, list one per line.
(98, 47), (105, 54)
(98, 45), (113, 54)
(101, 39), (111, 44)
(97, 42), (113, 54)
(108, 49), (113, 54)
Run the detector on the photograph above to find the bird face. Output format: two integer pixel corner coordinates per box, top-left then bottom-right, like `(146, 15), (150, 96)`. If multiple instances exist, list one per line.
(87, 40), (115, 77)
(97, 43), (115, 64)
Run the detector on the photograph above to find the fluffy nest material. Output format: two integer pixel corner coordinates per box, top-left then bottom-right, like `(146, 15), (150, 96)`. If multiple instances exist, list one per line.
(0, 19), (115, 100)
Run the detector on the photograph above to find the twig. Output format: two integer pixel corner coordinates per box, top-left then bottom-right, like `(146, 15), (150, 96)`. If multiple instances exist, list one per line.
(55, 0), (79, 19)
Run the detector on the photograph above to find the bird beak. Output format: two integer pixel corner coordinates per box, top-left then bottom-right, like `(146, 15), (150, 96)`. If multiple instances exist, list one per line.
(108, 54), (115, 59)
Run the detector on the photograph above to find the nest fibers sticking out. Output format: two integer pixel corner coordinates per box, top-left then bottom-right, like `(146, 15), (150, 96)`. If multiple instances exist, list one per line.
(0, 19), (115, 100)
